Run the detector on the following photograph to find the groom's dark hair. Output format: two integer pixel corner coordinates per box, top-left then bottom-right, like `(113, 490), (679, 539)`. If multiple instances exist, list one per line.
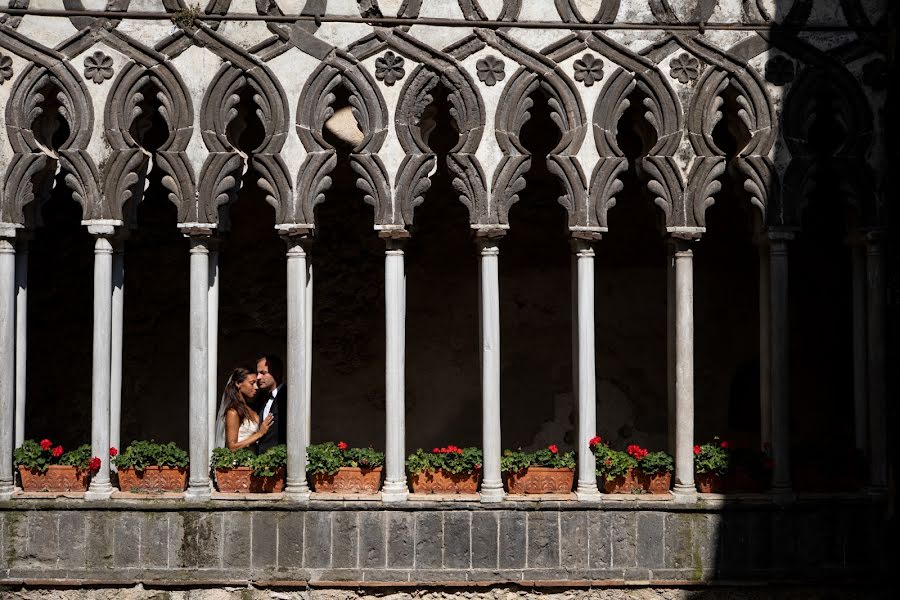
(257, 353), (284, 385)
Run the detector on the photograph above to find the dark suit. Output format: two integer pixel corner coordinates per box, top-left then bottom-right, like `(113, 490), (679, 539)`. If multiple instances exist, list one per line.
(256, 384), (287, 454)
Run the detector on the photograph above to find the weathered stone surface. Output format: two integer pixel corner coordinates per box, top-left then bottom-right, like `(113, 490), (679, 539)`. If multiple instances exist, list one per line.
(636, 512), (664, 568)
(140, 512), (169, 568)
(609, 512), (637, 568)
(442, 511), (471, 569)
(498, 511), (526, 569)
(386, 511), (413, 568)
(471, 511), (498, 569)
(588, 511), (612, 568)
(359, 511), (386, 568)
(526, 512), (558, 569)
(251, 511), (278, 570)
(332, 511), (359, 569)
(413, 511), (442, 569)
(303, 511), (331, 568)
(113, 512), (141, 568)
(560, 511), (588, 569)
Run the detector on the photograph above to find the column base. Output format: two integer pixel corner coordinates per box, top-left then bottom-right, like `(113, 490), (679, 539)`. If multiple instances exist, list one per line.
(575, 487), (603, 502)
(184, 484), (211, 501)
(84, 481), (114, 501)
(770, 485), (795, 504)
(480, 482), (505, 503)
(0, 484), (15, 501)
(381, 480), (409, 502)
(283, 483), (311, 502)
(672, 484), (697, 503)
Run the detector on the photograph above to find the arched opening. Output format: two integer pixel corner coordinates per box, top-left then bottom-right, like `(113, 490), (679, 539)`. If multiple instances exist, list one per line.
(790, 83), (859, 486)
(119, 165), (189, 448)
(500, 81), (573, 452)
(405, 78), (480, 450)
(225, 83), (266, 154)
(25, 171), (93, 447)
(595, 86), (667, 451)
(309, 80), (385, 448)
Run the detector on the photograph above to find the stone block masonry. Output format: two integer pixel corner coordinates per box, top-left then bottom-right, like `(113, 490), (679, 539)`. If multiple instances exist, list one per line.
(0, 498), (888, 588)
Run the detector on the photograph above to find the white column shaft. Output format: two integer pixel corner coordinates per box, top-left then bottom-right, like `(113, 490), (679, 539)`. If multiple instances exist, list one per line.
(0, 238), (16, 497)
(758, 243), (772, 452)
(305, 260), (313, 437)
(86, 236), (114, 499)
(769, 236), (792, 493)
(285, 238), (310, 498)
(575, 241), (599, 497)
(207, 248), (219, 452)
(14, 243), (27, 448)
(382, 241), (408, 501)
(865, 233), (886, 489)
(666, 241), (676, 456)
(850, 243), (867, 452)
(673, 241), (695, 499)
(186, 237), (211, 500)
(479, 240), (503, 502)
(109, 243), (124, 461)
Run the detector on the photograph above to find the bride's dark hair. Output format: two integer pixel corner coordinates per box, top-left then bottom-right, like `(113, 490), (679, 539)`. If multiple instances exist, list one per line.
(222, 367), (255, 424)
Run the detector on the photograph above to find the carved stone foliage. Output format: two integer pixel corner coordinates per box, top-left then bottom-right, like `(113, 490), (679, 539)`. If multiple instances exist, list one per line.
(686, 61), (775, 229)
(198, 62), (290, 226)
(0, 54), (13, 84)
(493, 53), (586, 229)
(395, 62), (486, 227)
(104, 60), (194, 224)
(2, 58), (98, 225)
(590, 65), (682, 230)
(296, 57), (389, 228)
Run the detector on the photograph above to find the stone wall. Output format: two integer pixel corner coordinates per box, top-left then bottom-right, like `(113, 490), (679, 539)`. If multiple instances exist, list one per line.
(0, 499), (887, 588)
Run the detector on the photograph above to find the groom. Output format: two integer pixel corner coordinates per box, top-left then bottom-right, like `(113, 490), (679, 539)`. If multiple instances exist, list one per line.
(255, 353), (287, 454)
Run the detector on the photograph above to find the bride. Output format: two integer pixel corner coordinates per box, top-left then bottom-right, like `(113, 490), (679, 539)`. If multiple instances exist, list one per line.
(215, 367), (274, 451)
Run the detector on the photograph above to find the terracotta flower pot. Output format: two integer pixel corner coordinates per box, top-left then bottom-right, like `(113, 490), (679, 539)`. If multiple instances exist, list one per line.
(696, 472), (725, 493)
(117, 466), (188, 492)
(215, 467), (252, 493)
(635, 469), (672, 494)
(602, 468), (640, 494)
(504, 467), (574, 494)
(18, 465), (90, 492)
(312, 466), (383, 493)
(250, 467), (286, 493)
(410, 469), (480, 494)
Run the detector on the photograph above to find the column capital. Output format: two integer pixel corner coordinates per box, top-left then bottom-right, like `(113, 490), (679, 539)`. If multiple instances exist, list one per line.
(282, 232), (312, 254)
(570, 238), (595, 258)
(766, 229), (795, 244)
(864, 228), (886, 250)
(385, 238), (407, 253)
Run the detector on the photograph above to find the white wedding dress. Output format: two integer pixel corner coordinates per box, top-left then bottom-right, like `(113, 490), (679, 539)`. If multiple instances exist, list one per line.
(236, 418), (259, 444)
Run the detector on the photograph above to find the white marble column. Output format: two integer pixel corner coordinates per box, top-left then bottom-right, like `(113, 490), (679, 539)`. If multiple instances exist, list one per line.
(849, 238), (867, 452)
(758, 240), (772, 452)
(207, 244), (219, 452)
(0, 234), (17, 499)
(666, 240), (676, 456)
(86, 229), (115, 500)
(768, 232), (793, 497)
(185, 235), (211, 500)
(284, 235), (310, 500)
(109, 239), (125, 465)
(672, 238), (696, 501)
(382, 238), (408, 502)
(573, 239), (600, 499)
(478, 238), (504, 503)
(865, 231), (886, 490)
(305, 259), (313, 437)
(14, 239), (28, 449)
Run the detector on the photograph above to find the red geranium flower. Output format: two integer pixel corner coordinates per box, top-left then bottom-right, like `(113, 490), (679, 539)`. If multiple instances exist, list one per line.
(604, 458), (612, 466)
(337, 441), (348, 451)
(693, 445), (701, 455)
(589, 436), (602, 448)
(89, 457), (101, 471)
(720, 440), (729, 449)
(109, 447), (118, 457)
(52, 445), (64, 458)
(432, 447), (440, 453)
(548, 444), (558, 454)
(40, 439), (52, 451)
